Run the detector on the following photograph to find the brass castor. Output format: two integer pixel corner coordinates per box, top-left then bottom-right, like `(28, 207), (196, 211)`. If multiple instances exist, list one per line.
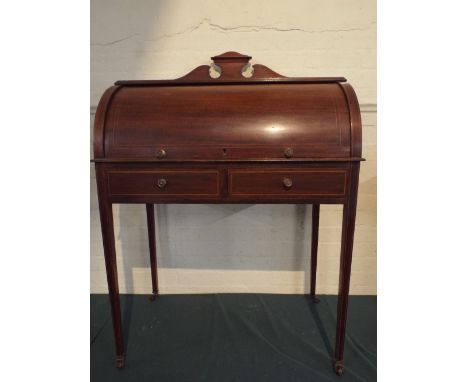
(312, 296), (320, 303)
(334, 361), (344, 376)
(148, 292), (158, 301)
(116, 355), (125, 369)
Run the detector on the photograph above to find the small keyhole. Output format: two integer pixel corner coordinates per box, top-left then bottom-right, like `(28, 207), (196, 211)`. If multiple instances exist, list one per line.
(222, 148), (228, 156)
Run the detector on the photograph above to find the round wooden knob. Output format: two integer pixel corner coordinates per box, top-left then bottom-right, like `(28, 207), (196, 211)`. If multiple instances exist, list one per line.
(156, 149), (166, 159)
(157, 178), (167, 189)
(283, 147), (293, 158)
(282, 177), (293, 189)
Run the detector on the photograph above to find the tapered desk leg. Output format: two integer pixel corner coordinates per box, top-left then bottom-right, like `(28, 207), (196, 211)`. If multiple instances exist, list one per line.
(146, 204), (159, 301)
(334, 164), (360, 376)
(96, 168), (125, 368)
(310, 204), (320, 303)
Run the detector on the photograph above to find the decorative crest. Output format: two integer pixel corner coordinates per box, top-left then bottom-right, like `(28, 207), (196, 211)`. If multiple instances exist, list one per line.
(178, 51), (285, 81)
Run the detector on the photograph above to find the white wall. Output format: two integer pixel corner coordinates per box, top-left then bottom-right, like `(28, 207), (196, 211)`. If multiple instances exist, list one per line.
(91, 0), (376, 295)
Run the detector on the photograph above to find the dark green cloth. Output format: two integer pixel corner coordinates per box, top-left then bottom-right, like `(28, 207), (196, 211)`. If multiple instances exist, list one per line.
(91, 294), (376, 381)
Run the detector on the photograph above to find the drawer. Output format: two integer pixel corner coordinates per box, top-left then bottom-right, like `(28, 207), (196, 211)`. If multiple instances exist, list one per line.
(228, 169), (347, 197)
(107, 170), (220, 196)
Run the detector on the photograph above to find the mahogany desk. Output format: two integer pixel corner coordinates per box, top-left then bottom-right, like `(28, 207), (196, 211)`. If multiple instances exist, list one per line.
(93, 52), (363, 376)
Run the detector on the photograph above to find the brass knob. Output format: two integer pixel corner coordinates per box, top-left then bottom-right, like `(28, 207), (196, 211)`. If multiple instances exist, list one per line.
(282, 177), (293, 189)
(283, 147), (293, 158)
(156, 149), (166, 159)
(157, 178), (167, 189)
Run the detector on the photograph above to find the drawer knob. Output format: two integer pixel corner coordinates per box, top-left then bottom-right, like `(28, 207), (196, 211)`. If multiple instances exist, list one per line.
(156, 149), (167, 159)
(282, 177), (293, 189)
(283, 147), (294, 158)
(157, 178), (167, 189)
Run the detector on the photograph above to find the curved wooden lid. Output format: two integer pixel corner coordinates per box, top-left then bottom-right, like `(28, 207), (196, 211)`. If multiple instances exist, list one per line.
(94, 52), (361, 162)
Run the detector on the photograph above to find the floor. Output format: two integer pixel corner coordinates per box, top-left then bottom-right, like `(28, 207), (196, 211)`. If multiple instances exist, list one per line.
(91, 294), (376, 382)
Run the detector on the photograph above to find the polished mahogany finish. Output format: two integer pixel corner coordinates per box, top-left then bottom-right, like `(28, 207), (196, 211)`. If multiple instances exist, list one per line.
(228, 168), (347, 197)
(93, 52), (363, 376)
(102, 83), (351, 160)
(146, 204), (159, 301)
(310, 204), (320, 303)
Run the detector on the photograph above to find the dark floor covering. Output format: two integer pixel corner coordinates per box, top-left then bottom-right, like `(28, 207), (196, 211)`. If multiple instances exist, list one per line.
(91, 294), (376, 382)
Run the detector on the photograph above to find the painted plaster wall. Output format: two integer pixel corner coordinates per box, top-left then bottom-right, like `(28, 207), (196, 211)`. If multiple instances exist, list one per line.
(91, 0), (376, 294)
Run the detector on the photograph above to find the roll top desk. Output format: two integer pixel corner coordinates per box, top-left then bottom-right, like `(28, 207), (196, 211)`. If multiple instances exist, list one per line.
(93, 52), (363, 376)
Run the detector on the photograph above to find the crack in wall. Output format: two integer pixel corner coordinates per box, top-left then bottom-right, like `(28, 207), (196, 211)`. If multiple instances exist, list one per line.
(91, 33), (140, 46)
(207, 19), (373, 35)
(92, 18), (374, 46)
(155, 18), (373, 41)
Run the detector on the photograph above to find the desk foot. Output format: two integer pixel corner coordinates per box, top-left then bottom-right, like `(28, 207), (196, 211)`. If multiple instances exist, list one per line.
(116, 354), (125, 369)
(149, 292), (159, 301)
(311, 296), (320, 303)
(334, 361), (344, 376)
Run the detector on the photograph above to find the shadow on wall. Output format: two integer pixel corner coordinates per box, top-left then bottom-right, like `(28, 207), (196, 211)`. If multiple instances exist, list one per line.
(113, 202), (324, 291)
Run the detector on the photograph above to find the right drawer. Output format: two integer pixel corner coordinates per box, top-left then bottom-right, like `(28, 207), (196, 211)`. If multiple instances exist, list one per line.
(228, 169), (348, 197)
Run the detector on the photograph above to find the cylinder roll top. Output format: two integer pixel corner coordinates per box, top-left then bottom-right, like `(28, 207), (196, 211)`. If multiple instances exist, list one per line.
(94, 52), (362, 162)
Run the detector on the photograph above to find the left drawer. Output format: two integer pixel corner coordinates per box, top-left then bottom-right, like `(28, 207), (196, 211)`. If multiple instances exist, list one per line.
(107, 169), (220, 197)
